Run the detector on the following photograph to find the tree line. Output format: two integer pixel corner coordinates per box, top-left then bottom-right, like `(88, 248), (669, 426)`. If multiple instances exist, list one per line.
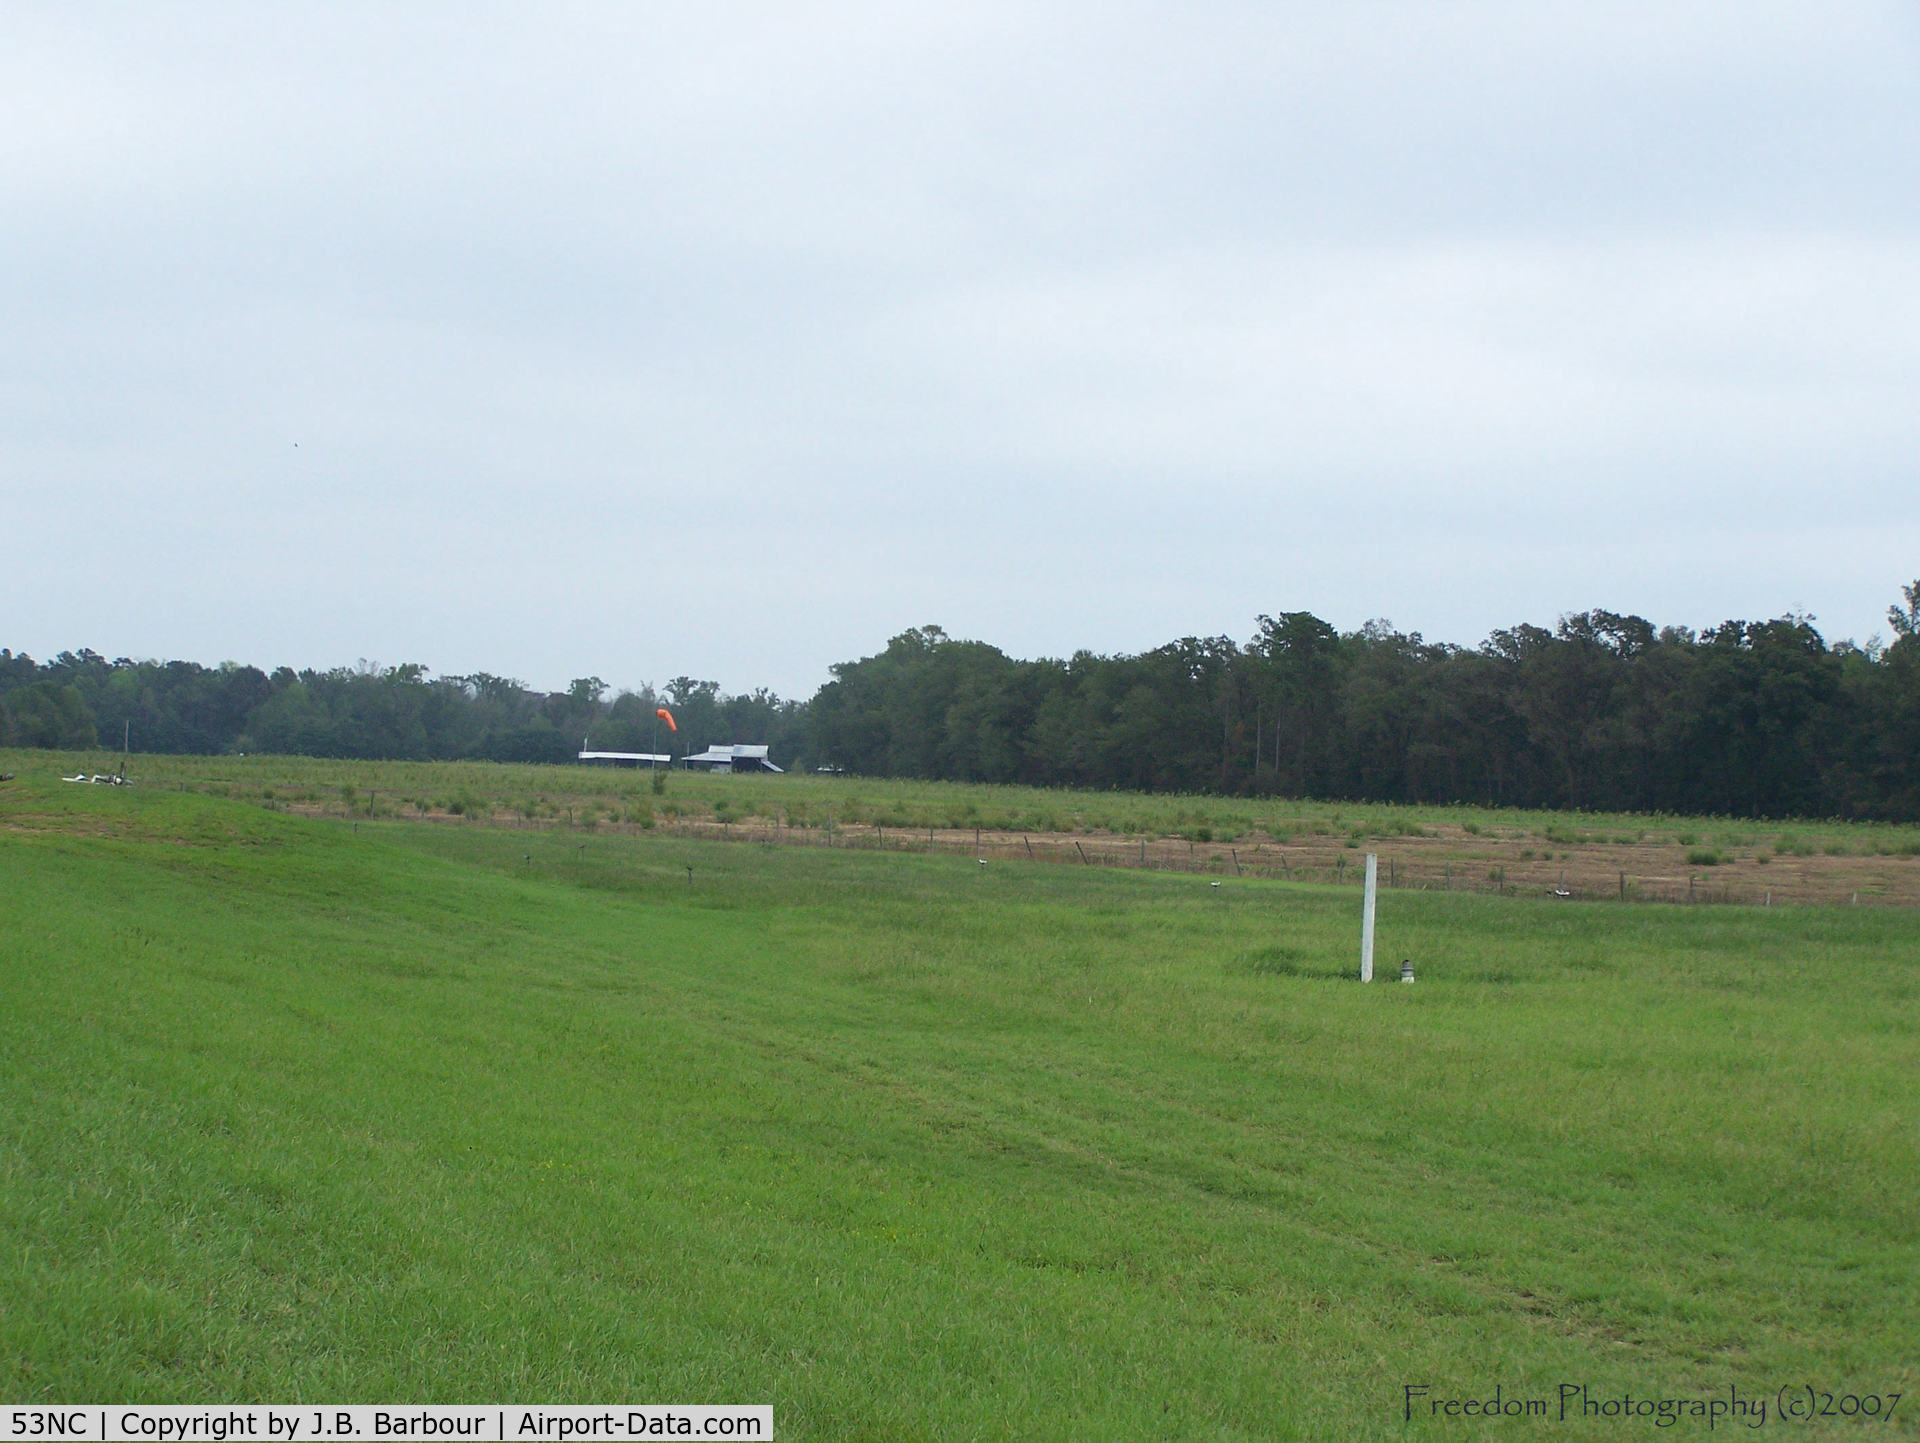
(5, 579), (1918, 820)
(808, 582), (1920, 822)
(0, 653), (806, 770)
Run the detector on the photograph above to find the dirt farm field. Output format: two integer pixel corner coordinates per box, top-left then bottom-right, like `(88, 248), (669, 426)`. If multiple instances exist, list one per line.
(639, 813), (1920, 908)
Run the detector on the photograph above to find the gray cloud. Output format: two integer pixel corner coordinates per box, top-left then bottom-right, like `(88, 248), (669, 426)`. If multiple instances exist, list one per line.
(5, 3), (1917, 696)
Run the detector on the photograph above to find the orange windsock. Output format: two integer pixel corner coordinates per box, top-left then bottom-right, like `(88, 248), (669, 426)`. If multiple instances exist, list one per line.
(656, 707), (678, 733)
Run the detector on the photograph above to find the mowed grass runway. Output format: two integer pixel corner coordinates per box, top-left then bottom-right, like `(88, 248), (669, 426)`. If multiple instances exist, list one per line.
(2, 778), (1915, 1439)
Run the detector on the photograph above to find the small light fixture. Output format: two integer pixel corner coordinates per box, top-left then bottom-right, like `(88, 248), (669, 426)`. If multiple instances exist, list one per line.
(1400, 959), (1415, 984)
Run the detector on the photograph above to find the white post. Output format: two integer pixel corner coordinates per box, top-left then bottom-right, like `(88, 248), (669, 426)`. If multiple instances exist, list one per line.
(1360, 853), (1378, 982)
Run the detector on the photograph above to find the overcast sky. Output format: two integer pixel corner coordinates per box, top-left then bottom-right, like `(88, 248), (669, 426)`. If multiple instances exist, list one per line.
(6, 3), (1918, 698)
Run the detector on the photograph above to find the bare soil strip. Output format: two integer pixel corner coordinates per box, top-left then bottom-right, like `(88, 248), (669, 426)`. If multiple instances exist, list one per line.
(398, 808), (1919, 908)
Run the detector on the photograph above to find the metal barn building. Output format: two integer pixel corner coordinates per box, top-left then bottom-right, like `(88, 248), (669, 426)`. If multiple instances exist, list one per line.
(679, 744), (783, 774)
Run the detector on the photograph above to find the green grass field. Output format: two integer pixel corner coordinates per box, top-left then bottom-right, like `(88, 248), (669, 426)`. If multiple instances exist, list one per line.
(2, 771), (1915, 1438)
(27, 745), (1920, 858)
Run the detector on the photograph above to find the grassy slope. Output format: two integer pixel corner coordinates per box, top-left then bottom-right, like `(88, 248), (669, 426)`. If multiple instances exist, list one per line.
(1, 778), (1915, 1439)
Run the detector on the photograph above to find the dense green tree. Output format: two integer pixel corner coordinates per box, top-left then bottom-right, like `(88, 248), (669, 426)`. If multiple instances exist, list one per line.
(1245, 612), (1346, 798)
(1887, 580), (1920, 640)
(799, 581), (1920, 820)
(6, 682), (98, 750)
